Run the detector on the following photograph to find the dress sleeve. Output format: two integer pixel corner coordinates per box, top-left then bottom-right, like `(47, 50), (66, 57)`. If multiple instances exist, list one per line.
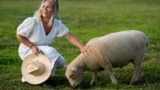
(17, 17), (36, 38)
(56, 20), (69, 37)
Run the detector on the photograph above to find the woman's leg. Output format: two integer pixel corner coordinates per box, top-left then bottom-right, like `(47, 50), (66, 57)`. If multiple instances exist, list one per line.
(38, 46), (65, 76)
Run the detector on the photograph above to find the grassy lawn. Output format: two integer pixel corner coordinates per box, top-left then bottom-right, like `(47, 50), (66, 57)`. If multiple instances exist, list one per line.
(0, 0), (160, 89)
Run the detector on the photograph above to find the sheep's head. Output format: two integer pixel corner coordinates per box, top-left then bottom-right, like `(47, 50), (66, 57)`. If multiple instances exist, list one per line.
(65, 66), (83, 88)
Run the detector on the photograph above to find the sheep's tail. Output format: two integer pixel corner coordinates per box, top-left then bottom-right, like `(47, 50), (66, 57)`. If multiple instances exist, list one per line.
(146, 39), (149, 47)
(141, 31), (149, 47)
(145, 35), (149, 47)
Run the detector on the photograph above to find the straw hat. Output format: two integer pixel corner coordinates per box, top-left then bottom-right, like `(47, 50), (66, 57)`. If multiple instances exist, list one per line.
(21, 54), (52, 85)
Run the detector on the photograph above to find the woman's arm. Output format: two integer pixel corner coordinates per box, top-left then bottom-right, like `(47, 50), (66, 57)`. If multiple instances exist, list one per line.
(64, 32), (90, 53)
(16, 34), (39, 55)
(16, 34), (33, 48)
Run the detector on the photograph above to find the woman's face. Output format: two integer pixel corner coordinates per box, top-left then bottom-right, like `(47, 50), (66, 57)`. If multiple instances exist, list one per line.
(41, 1), (54, 19)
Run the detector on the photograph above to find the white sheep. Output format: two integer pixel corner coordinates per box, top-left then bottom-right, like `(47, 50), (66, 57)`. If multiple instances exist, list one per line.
(65, 30), (148, 88)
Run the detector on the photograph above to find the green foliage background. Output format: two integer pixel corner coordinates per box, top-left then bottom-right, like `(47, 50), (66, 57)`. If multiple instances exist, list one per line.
(0, 0), (159, 89)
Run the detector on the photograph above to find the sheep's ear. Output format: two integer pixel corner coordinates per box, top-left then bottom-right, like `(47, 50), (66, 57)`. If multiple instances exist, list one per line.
(71, 67), (77, 71)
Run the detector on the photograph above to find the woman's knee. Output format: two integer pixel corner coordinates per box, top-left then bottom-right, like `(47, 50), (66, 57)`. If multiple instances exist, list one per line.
(56, 56), (65, 68)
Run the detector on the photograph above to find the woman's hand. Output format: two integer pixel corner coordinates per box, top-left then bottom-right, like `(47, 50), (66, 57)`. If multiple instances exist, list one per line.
(64, 32), (91, 55)
(16, 34), (40, 55)
(30, 45), (39, 55)
(80, 45), (91, 55)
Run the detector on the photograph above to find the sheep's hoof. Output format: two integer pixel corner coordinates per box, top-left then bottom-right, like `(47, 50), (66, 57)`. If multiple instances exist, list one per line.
(113, 81), (118, 85)
(130, 76), (141, 85)
(90, 81), (97, 86)
(112, 79), (118, 85)
(90, 83), (96, 86)
(130, 81), (139, 85)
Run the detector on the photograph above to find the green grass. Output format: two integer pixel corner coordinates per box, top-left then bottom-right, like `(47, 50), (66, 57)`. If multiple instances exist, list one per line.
(0, 0), (160, 89)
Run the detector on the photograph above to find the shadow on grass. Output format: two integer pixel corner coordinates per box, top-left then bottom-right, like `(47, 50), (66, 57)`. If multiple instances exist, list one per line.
(43, 75), (92, 89)
(0, 65), (159, 89)
(43, 75), (69, 87)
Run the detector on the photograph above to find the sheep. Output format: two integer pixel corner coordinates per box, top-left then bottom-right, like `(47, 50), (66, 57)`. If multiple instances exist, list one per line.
(65, 30), (148, 88)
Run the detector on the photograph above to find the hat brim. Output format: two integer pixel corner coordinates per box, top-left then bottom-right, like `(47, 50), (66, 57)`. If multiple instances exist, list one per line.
(21, 54), (52, 85)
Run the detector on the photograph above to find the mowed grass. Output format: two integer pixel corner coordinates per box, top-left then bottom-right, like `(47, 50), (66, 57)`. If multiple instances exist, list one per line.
(0, 0), (160, 89)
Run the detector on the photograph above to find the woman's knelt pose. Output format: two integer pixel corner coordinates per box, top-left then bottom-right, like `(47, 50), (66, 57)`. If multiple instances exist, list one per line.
(16, 0), (89, 83)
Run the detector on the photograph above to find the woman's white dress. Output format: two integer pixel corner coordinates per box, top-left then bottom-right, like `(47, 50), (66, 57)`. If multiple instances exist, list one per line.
(17, 17), (69, 71)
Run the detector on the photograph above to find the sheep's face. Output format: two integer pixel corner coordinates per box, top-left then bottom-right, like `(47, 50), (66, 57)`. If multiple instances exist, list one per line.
(65, 66), (83, 88)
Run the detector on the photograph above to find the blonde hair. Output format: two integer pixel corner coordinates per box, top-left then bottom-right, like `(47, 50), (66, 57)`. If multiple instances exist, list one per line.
(34, 0), (59, 26)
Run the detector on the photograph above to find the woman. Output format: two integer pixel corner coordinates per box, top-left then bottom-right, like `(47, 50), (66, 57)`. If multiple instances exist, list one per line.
(17, 0), (89, 82)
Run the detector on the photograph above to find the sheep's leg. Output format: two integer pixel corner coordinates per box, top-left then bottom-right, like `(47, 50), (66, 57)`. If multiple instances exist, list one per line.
(104, 65), (117, 85)
(130, 57), (142, 85)
(90, 72), (98, 86)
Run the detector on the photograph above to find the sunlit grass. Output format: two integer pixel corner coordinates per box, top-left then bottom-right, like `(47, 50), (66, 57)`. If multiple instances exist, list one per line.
(0, 0), (160, 89)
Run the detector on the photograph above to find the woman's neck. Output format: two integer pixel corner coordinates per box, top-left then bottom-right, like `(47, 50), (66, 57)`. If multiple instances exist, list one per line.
(42, 18), (50, 24)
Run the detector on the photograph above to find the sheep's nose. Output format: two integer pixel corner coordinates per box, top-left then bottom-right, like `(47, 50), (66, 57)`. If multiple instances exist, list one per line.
(71, 84), (80, 89)
(71, 85), (79, 89)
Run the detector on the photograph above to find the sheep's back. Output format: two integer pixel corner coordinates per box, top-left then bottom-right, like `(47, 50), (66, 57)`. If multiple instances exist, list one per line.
(86, 30), (148, 67)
